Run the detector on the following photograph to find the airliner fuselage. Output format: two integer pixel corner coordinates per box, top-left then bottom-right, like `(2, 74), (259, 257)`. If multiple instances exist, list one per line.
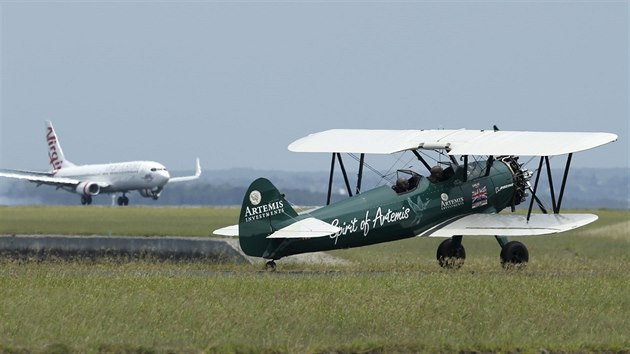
(0, 121), (201, 205)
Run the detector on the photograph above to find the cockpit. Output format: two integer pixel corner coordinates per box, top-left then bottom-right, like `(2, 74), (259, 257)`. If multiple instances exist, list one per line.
(392, 169), (422, 194)
(392, 164), (459, 194)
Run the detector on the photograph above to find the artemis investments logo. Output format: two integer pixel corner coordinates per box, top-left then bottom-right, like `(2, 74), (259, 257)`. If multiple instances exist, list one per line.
(244, 190), (285, 223)
(440, 193), (464, 210)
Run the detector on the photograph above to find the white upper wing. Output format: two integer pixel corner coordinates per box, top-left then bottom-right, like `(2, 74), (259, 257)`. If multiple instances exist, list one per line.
(419, 213), (598, 237)
(288, 129), (617, 156)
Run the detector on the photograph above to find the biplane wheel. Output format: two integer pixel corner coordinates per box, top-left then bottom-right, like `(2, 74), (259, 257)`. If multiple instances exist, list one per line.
(500, 241), (529, 270)
(436, 238), (466, 269)
(265, 260), (277, 272)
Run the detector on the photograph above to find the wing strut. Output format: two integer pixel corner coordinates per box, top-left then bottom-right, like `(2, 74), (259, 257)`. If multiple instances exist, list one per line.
(336, 153), (353, 199)
(527, 157), (545, 222)
(526, 153), (574, 221)
(545, 156), (557, 212)
(463, 155), (468, 182)
(356, 153), (365, 195)
(326, 153), (336, 205)
(556, 153), (573, 213)
(326, 152), (357, 205)
(412, 150), (432, 172)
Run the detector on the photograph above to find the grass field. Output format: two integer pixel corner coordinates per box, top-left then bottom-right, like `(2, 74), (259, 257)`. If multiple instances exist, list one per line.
(0, 206), (629, 353)
(0, 205), (234, 237)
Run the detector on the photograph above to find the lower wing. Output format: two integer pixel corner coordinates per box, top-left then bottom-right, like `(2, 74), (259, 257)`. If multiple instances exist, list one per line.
(419, 213), (597, 237)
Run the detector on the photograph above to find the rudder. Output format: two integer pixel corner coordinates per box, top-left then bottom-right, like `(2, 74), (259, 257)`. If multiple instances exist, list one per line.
(45, 121), (75, 171)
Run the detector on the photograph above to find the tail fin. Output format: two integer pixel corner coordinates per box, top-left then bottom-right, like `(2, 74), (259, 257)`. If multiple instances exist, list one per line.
(239, 178), (298, 258)
(45, 121), (74, 171)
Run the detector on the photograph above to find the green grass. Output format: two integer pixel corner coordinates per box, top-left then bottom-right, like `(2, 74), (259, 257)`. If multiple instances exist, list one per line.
(0, 205), (237, 237)
(0, 207), (629, 353)
(1, 261), (628, 353)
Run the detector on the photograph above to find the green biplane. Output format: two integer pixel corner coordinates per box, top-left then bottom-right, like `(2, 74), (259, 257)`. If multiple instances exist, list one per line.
(215, 129), (617, 270)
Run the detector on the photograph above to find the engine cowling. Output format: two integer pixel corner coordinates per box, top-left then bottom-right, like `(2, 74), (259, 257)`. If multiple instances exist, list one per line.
(138, 187), (162, 200)
(75, 181), (100, 196)
(498, 155), (532, 208)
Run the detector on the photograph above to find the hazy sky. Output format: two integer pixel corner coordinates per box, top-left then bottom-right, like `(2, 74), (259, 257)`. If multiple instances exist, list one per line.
(1, 1), (627, 173)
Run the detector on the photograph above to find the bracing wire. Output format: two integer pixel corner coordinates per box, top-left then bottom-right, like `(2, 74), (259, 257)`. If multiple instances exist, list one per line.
(347, 152), (408, 187)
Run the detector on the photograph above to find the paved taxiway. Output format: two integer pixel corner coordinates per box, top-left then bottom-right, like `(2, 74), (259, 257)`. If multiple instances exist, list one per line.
(0, 234), (349, 265)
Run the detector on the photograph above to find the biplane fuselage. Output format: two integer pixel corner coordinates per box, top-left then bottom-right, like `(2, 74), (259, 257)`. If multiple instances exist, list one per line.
(239, 159), (517, 260)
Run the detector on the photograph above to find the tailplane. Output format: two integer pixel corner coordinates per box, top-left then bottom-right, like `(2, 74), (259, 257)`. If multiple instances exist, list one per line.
(238, 178), (298, 258)
(45, 121), (75, 171)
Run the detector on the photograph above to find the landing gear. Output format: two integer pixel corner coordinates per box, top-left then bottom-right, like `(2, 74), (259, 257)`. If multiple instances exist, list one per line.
(80, 195), (92, 205)
(117, 194), (130, 206)
(436, 236), (466, 269)
(500, 241), (529, 269)
(265, 260), (277, 272)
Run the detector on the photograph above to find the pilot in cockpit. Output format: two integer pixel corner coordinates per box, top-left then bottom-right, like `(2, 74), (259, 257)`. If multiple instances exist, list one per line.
(428, 165), (443, 183)
(393, 177), (410, 193)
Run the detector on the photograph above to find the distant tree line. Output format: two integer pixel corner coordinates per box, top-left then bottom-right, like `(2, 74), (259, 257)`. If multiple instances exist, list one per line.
(1, 168), (628, 209)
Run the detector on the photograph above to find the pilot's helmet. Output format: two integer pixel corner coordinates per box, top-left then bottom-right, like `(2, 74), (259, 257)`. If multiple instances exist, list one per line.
(396, 177), (409, 189)
(430, 165), (443, 178)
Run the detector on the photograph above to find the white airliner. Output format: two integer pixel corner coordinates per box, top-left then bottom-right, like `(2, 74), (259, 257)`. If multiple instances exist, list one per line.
(0, 121), (201, 205)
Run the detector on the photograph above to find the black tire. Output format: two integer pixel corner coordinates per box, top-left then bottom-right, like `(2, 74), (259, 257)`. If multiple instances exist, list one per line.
(500, 241), (529, 269)
(436, 238), (466, 269)
(81, 196), (92, 205)
(265, 260), (277, 272)
(118, 196), (129, 206)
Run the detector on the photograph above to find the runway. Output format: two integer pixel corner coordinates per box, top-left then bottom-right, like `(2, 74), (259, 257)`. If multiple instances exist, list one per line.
(0, 234), (349, 265)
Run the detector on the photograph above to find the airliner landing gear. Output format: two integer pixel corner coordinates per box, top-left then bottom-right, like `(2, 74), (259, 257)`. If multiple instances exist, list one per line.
(436, 236), (466, 269)
(500, 241), (529, 270)
(80, 195), (92, 205)
(117, 194), (130, 206)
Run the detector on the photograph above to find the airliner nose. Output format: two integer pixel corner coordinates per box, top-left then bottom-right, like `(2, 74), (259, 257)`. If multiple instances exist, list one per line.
(162, 170), (171, 181)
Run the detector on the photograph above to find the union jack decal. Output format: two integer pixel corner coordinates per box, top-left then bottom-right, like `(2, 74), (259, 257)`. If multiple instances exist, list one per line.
(472, 182), (488, 209)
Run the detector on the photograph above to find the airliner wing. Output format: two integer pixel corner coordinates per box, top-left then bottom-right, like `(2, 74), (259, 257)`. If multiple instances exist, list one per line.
(0, 170), (80, 186)
(169, 158), (202, 183)
(419, 213), (598, 237)
(0, 170), (111, 191)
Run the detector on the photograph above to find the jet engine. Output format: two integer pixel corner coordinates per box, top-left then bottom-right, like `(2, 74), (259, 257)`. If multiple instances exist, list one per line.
(138, 187), (162, 200)
(75, 181), (100, 196)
